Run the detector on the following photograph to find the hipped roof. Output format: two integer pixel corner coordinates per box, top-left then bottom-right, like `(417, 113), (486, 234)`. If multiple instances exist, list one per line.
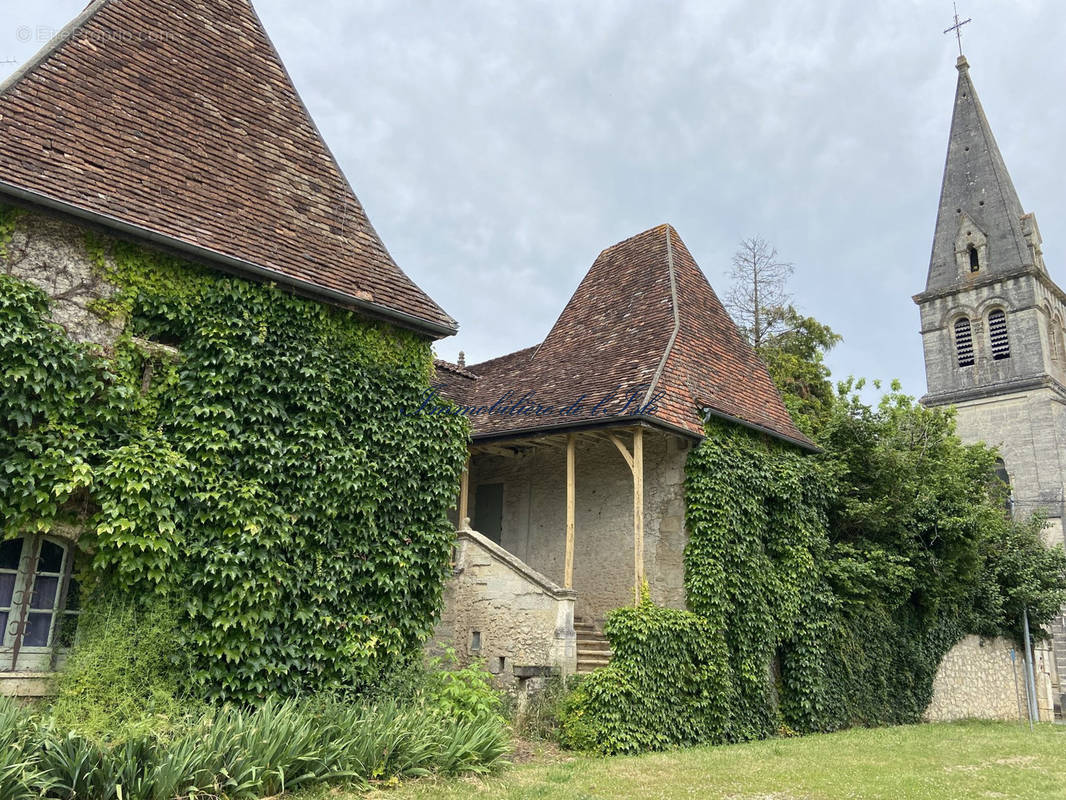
(435, 225), (814, 450)
(0, 0), (455, 336)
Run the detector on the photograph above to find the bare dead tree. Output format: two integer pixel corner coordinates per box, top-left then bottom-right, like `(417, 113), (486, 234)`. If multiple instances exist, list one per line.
(725, 236), (794, 348)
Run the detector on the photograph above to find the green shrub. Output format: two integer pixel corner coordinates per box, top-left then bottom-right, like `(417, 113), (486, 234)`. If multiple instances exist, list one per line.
(47, 593), (195, 742)
(559, 591), (732, 755)
(510, 674), (569, 742)
(422, 650), (506, 723)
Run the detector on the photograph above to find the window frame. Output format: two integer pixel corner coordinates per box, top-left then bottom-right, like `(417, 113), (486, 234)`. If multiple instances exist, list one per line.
(0, 535), (80, 672)
(988, 308), (1011, 361)
(953, 316), (975, 368)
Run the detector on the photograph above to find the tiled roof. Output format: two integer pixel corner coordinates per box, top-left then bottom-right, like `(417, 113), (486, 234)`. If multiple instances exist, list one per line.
(0, 0), (455, 336)
(433, 225), (814, 449)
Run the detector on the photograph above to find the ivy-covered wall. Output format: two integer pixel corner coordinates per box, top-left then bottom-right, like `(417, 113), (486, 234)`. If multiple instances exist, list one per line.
(0, 205), (468, 701)
(561, 410), (1062, 753)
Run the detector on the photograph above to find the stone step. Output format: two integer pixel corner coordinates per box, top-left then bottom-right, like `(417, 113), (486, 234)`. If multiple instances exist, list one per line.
(577, 656), (612, 673)
(577, 642), (610, 652)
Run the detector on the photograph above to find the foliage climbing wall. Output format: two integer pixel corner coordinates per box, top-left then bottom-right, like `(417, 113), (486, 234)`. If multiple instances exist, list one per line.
(0, 207), (468, 701)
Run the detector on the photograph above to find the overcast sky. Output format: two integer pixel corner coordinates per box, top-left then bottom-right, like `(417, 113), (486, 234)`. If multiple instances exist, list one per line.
(4, 1), (1065, 399)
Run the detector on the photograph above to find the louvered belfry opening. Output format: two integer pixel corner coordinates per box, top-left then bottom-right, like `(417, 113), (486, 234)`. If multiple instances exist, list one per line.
(988, 309), (1011, 360)
(954, 317), (975, 367)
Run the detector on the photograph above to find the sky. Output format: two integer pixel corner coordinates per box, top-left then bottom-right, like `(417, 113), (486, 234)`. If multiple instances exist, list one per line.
(3, 1), (1065, 400)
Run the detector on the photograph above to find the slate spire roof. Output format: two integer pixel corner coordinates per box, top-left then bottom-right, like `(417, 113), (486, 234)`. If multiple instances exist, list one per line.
(924, 55), (1036, 294)
(435, 225), (814, 450)
(0, 0), (455, 336)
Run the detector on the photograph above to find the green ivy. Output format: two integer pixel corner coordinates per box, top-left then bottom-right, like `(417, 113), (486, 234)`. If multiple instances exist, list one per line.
(562, 406), (1066, 752)
(0, 211), (468, 702)
(559, 588), (731, 754)
(685, 419), (829, 741)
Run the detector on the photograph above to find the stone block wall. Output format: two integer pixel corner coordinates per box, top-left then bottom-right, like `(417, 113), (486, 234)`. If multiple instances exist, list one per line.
(467, 429), (691, 623)
(3, 208), (122, 348)
(925, 635), (1026, 722)
(430, 528), (577, 687)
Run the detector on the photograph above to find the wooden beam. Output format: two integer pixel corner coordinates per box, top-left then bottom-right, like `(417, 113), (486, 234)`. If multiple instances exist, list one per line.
(565, 434), (575, 589)
(458, 456), (470, 529)
(608, 432), (634, 471)
(633, 427), (644, 605)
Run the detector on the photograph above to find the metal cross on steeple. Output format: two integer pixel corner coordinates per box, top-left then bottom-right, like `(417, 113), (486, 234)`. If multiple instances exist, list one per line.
(944, 2), (972, 56)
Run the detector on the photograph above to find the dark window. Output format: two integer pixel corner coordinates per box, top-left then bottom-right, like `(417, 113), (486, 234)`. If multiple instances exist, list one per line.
(989, 309), (1011, 360)
(473, 483), (504, 544)
(954, 318), (975, 367)
(968, 245), (980, 272)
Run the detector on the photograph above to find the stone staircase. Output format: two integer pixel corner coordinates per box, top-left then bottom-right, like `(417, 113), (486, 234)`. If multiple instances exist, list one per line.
(575, 617), (612, 673)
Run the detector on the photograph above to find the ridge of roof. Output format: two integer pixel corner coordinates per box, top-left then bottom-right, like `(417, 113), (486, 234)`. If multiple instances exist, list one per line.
(434, 358), (478, 380)
(0, 0), (456, 337)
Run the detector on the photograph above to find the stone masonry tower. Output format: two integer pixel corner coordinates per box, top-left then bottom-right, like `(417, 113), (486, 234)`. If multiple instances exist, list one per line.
(914, 55), (1066, 716)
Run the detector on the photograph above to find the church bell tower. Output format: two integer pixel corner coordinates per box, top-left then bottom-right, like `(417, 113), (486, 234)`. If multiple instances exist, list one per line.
(914, 53), (1066, 716)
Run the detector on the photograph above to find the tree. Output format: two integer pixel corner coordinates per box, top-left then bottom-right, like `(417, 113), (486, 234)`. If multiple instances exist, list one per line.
(724, 236), (841, 434)
(758, 307), (841, 435)
(817, 379), (1066, 640)
(725, 236), (793, 348)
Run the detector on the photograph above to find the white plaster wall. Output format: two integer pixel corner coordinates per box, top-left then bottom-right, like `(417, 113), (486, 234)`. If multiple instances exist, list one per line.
(468, 429), (691, 623)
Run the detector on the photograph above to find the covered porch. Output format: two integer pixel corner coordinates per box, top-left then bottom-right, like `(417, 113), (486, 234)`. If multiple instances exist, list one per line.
(435, 423), (692, 684)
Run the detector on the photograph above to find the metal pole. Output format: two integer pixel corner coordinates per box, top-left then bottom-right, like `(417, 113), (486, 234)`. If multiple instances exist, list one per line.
(1011, 648), (1024, 724)
(1023, 607), (1039, 727)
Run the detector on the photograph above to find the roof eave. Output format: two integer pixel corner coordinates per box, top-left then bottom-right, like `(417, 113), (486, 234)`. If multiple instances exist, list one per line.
(699, 405), (820, 453)
(0, 182), (458, 339)
(468, 414), (703, 445)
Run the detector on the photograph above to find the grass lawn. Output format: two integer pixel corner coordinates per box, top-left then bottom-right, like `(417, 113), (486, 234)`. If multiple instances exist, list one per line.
(300, 720), (1066, 799)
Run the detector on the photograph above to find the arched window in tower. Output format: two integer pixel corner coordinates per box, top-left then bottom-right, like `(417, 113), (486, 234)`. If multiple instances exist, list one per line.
(988, 309), (1011, 360)
(1051, 314), (1066, 364)
(968, 244), (980, 272)
(954, 317), (974, 367)
(993, 458), (1013, 516)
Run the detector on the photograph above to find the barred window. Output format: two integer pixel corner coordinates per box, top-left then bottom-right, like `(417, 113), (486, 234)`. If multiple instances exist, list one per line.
(954, 318), (974, 367)
(988, 309), (1011, 360)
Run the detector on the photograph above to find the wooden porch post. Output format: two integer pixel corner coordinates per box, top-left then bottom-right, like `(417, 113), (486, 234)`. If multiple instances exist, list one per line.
(458, 455), (470, 529)
(608, 427), (645, 606)
(565, 434), (575, 589)
(633, 427), (644, 605)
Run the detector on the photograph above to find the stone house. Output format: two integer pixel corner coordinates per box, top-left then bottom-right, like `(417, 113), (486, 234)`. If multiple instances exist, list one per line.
(0, 0), (455, 696)
(915, 55), (1063, 722)
(431, 224), (814, 684)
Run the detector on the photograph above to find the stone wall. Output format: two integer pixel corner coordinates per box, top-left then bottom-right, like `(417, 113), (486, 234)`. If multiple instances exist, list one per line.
(3, 208), (122, 348)
(925, 635), (1025, 722)
(467, 428), (691, 623)
(952, 388), (1066, 545)
(0, 207), (119, 695)
(925, 635), (1058, 722)
(431, 527), (576, 687)
(949, 387), (1066, 715)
